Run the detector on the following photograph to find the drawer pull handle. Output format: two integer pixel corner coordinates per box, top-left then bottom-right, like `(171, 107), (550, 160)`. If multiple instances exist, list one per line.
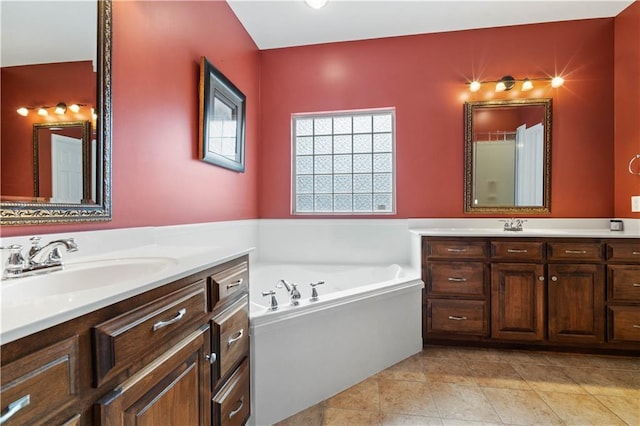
(507, 249), (528, 253)
(228, 329), (244, 346)
(152, 308), (186, 331)
(205, 352), (217, 364)
(0, 395), (30, 424)
(447, 277), (467, 282)
(633, 325), (640, 329)
(226, 278), (244, 289)
(633, 283), (640, 287)
(447, 248), (467, 253)
(633, 251), (640, 255)
(565, 250), (587, 254)
(448, 316), (467, 321)
(228, 396), (244, 419)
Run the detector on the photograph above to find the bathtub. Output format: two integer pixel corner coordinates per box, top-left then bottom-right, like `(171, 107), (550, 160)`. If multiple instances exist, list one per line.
(249, 262), (424, 425)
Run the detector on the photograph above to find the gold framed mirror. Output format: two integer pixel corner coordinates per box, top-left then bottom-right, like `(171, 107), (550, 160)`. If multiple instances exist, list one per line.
(464, 98), (551, 214)
(0, 0), (111, 225)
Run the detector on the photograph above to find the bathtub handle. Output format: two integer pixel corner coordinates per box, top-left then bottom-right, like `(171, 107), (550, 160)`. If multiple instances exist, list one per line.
(228, 329), (244, 346)
(448, 315), (467, 321)
(310, 281), (325, 302)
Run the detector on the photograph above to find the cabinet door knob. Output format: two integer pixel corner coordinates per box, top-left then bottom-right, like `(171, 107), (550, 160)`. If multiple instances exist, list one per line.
(538, 276), (545, 281)
(551, 276), (558, 282)
(205, 353), (217, 364)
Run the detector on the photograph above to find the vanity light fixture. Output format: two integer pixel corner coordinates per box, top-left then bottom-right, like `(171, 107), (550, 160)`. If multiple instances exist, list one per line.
(304, 0), (328, 9)
(16, 102), (88, 117)
(466, 75), (564, 92)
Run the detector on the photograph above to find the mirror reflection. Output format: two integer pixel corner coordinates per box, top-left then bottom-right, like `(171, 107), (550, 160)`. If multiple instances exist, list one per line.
(464, 99), (551, 214)
(0, 0), (111, 224)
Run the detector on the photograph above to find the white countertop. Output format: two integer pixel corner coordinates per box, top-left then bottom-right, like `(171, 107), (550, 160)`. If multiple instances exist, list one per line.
(411, 228), (640, 238)
(0, 243), (254, 345)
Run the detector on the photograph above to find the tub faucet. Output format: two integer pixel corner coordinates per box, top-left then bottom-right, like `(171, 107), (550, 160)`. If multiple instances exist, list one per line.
(280, 279), (301, 306)
(309, 281), (325, 302)
(500, 218), (526, 232)
(1, 237), (78, 279)
(261, 290), (278, 311)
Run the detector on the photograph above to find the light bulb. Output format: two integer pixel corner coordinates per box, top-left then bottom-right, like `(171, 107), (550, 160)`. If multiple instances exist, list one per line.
(55, 102), (67, 115)
(469, 81), (481, 92)
(17, 107), (29, 116)
(304, 0), (328, 9)
(37, 108), (48, 116)
(522, 78), (533, 91)
(69, 104), (80, 113)
(495, 81), (506, 92)
(551, 76), (564, 88)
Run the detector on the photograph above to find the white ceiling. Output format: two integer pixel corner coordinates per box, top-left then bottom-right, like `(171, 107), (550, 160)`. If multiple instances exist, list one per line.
(226, 0), (635, 50)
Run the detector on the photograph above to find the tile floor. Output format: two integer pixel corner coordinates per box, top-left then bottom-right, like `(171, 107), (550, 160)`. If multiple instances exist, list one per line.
(275, 346), (640, 426)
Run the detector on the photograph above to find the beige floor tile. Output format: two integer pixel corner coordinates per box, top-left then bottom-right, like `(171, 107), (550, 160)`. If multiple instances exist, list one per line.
(276, 402), (324, 426)
(326, 377), (380, 411)
(322, 407), (381, 426)
(441, 420), (503, 426)
(594, 394), (640, 426)
(423, 357), (477, 385)
(562, 367), (640, 398)
(482, 387), (563, 425)
(380, 412), (443, 425)
(430, 383), (501, 423)
(456, 347), (506, 363)
(465, 361), (531, 390)
(421, 345), (463, 359)
(510, 363), (586, 394)
(498, 350), (547, 365)
(377, 354), (426, 382)
(542, 353), (640, 370)
(537, 391), (627, 425)
(378, 378), (439, 417)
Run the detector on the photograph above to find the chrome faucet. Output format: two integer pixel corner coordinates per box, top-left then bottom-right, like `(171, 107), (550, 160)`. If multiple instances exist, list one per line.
(279, 279), (301, 306)
(1, 237), (78, 279)
(500, 218), (526, 232)
(261, 290), (279, 311)
(309, 281), (325, 302)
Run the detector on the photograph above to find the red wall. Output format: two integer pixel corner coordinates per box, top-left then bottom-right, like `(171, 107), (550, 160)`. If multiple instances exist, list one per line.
(1, 61), (95, 199)
(614, 0), (640, 218)
(258, 19), (616, 218)
(2, 1), (260, 237)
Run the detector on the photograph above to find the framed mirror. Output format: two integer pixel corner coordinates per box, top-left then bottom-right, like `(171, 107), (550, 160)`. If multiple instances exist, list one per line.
(464, 98), (551, 214)
(0, 0), (111, 225)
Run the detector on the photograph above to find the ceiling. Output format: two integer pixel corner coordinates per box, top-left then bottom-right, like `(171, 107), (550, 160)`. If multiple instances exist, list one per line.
(226, 0), (634, 50)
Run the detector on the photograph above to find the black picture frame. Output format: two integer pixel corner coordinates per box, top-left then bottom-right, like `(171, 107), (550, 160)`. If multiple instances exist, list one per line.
(198, 56), (246, 172)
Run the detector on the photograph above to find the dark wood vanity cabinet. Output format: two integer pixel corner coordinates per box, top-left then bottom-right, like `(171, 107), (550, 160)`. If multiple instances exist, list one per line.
(423, 236), (639, 353)
(0, 255), (251, 426)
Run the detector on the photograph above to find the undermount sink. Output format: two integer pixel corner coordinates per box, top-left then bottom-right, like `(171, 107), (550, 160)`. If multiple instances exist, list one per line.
(1, 257), (177, 303)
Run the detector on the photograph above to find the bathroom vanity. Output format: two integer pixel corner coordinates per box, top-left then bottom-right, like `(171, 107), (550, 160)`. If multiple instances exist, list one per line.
(0, 254), (250, 426)
(422, 235), (640, 353)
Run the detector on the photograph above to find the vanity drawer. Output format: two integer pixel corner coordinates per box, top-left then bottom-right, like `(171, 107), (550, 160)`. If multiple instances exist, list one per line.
(547, 242), (603, 262)
(427, 262), (485, 297)
(491, 241), (544, 261)
(608, 265), (640, 302)
(93, 281), (207, 386)
(0, 336), (79, 425)
(209, 259), (249, 312)
(211, 295), (249, 390)
(608, 306), (640, 343)
(606, 242), (640, 263)
(425, 240), (487, 259)
(212, 358), (251, 426)
(427, 299), (488, 336)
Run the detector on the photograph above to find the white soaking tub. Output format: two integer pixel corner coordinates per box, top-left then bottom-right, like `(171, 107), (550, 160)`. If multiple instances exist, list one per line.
(249, 262), (424, 425)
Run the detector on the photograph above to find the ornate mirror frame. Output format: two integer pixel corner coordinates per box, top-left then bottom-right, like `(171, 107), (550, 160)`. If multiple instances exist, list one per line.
(463, 98), (552, 214)
(1, 0), (112, 225)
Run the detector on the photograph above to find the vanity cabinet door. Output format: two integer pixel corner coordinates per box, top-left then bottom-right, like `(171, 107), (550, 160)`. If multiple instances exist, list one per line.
(96, 325), (210, 426)
(491, 263), (545, 341)
(548, 264), (605, 344)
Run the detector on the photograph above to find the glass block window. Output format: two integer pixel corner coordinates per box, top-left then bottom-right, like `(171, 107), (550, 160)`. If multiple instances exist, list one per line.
(292, 109), (395, 214)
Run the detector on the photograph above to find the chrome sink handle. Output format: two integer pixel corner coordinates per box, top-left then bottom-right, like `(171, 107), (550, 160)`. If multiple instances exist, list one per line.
(262, 290), (278, 311)
(309, 281), (325, 302)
